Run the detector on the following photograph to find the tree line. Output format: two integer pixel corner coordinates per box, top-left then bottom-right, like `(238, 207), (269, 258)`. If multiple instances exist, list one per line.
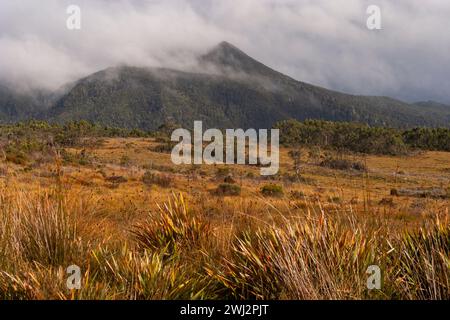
(275, 119), (450, 154)
(2, 119), (449, 156)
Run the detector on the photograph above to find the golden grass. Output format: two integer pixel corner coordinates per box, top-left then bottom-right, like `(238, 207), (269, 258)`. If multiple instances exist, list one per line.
(0, 137), (448, 300)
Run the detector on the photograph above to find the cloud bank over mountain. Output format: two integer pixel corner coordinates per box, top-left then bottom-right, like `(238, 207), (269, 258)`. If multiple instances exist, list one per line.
(1, 0), (449, 103)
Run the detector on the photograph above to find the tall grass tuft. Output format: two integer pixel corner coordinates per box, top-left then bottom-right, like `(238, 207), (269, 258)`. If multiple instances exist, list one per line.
(0, 185), (84, 299)
(0, 183), (448, 300)
(131, 193), (210, 255)
(208, 213), (379, 299)
(88, 245), (213, 299)
(393, 218), (450, 299)
(0, 187), (82, 267)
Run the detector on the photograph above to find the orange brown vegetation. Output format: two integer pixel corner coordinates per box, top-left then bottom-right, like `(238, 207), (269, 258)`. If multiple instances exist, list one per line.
(0, 137), (448, 299)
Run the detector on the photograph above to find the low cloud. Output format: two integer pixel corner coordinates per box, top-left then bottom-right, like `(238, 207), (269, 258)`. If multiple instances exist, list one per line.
(1, 0), (449, 103)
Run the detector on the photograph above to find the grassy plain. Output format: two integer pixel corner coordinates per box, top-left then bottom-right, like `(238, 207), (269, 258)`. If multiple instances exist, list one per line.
(0, 137), (448, 299)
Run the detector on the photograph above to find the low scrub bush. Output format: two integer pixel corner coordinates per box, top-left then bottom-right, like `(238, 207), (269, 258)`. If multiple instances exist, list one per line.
(151, 143), (174, 154)
(261, 184), (284, 197)
(106, 175), (128, 184)
(215, 183), (241, 196)
(216, 167), (232, 178)
(142, 171), (173, 188)
(5, 147), (29, 165)
(320, 157), (367, 171)
(61, 149), (92, 166)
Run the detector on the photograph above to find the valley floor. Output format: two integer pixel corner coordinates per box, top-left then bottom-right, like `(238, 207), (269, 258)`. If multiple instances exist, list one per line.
(0, 137), (449, 299)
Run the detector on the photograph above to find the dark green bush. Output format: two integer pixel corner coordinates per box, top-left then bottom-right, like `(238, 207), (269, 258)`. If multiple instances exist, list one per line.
(320, 157), (367, 171)
(261, 184), (284, 197)
(275, 119), (449, 154)
(5, 147), (28, 165)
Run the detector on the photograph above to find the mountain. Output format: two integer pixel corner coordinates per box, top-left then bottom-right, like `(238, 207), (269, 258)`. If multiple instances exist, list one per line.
(0, 84), (66, 123)
(199, 41), (289, 79)
(414, 101), (450, 112)
(2, 41), (450, 129)
(0, 85), (46, 122)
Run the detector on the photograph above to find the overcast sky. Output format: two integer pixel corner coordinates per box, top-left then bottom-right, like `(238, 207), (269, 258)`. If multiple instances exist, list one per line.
(1, 0), (449, 103)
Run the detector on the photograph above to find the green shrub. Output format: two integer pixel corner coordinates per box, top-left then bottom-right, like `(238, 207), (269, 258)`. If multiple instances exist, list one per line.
(275, 119), (414, 155)
(5, 148), (28, 165)
(216, 167), (232, 178)
(320, 157), (367, 171)
(261, 184), (284, 197)
(60, 149), (92, 166)
(246, 172), (255, 179)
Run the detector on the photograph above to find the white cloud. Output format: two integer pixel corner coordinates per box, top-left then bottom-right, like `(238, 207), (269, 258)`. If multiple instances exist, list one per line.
(0, 0), (449, 103)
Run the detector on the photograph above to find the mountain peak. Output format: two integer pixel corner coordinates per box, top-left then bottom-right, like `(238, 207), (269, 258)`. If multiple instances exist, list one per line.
(200, 41), (281, 78)
(212, 41), (245, 54)
(202, 41), (253, 67)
